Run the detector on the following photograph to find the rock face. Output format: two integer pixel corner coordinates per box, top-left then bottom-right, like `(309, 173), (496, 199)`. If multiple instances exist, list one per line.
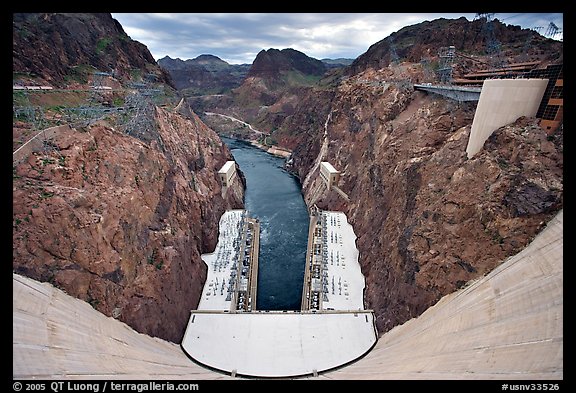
(236, 48), (327, 107)
(162, 48), (333, 147)
(348, 17), (563, 76)
(12, 13), (172, 87)
(286, 63), (563, 334)
(195, 48), (329, 138)
(248, 48), (326, 81)
(158, 55), (250, 94)
(12, 104), (244, 343)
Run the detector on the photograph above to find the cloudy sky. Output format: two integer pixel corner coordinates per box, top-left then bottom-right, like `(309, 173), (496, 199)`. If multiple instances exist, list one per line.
(111, 13), (563, 64)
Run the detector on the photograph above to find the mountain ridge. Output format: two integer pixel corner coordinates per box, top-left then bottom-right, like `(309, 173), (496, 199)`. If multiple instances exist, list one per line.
(158, 54), (250, 94)
(13, 13), (172, 88)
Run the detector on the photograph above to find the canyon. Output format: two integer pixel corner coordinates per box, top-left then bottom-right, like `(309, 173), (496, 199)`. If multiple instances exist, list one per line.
(13, 11), (563, 357)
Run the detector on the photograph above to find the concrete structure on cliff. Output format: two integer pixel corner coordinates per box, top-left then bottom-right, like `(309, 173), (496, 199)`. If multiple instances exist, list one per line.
(466, 78), (549, 158)
(13, 209), (562, 379)
(320, 161), (340, 189)
(218, 161), (237, 188)
(218, 161), (237, 197)
(413, 83), (482, 102)
(301, 208), (365, 311)
(196, 210), (259, 312)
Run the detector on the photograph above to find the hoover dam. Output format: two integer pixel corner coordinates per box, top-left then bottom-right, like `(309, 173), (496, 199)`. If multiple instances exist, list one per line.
(12, 12), (563, 382)
(13, 209), (562, 379)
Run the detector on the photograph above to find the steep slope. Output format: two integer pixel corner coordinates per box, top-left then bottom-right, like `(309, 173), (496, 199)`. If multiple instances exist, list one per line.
(189, 48), (330, 142)
(12, 102), (245, 343)
(12, 13), (172, 87)
(348, 16), (563, 76)
(12, 11), (247, 344)
(234, 48), (327, 108)
(158, 55), (250, 94)
(247, 48), (326, 81)
(280, 18), (563, 335)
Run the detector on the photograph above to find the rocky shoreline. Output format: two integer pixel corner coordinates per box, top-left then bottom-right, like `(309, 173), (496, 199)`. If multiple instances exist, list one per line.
(249, 140), (292, 158)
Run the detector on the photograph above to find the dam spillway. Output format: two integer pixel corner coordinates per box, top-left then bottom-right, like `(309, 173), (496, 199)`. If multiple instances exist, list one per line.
(181, 208), (377, 377)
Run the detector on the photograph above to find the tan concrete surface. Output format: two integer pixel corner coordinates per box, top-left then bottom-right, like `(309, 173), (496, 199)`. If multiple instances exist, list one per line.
(318, 210), (563, 380)
(466, 79), (549, 158)
(12, 274), (231, 380)
(13, 210), (562, 379)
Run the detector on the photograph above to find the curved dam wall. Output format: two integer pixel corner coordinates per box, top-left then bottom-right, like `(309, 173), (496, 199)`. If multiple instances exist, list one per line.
(13, 210), (562, 379)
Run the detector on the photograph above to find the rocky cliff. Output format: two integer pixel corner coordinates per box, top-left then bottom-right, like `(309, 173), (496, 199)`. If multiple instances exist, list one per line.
(158, 55), (250, 95)
(247, 48), (326, 81)
(348, 16), (563, 76)
(13, 13), (172, 87)
(285, 62), (563, 334)
(12, 103), (244, 343)
(185, 48), (330, 141)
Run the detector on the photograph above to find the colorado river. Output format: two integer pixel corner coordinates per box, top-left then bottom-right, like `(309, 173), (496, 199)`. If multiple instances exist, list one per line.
(221, 136), (308, 310)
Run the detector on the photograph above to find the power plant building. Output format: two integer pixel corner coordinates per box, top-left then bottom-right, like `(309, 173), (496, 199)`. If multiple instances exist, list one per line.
(218, 161), (237, 188)
(320, 162), (340, 189)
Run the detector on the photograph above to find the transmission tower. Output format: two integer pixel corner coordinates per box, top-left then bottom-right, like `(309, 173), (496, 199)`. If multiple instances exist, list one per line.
(475, 13), (505, 71)
(63, 70), (114, 127)
(419, 56), (435, 82)
(122, 80), (161, 141)
(437, 45), (456, 84)
(545, 22), (561, 40)
(13, 89), (46, 132)
(388, 37), (400, 65)
(13, 87), (66, 160)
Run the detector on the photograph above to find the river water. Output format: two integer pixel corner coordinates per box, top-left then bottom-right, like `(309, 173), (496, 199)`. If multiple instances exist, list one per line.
(222, 136), (309, 310)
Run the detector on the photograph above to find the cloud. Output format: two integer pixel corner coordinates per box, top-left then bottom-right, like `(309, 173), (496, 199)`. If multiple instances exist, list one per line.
(111, 13), (563, 64)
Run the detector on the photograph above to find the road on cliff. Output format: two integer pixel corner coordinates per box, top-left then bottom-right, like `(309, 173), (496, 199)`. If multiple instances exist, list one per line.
(204, 111), (268, 135)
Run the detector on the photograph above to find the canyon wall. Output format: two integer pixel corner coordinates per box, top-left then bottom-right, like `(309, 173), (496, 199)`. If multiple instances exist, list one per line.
(287, 65), (563, 334)
(12, 105), (244, 343)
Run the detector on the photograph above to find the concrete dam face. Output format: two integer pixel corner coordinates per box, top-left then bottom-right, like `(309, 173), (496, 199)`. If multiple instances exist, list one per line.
(13, 210), (562, 379)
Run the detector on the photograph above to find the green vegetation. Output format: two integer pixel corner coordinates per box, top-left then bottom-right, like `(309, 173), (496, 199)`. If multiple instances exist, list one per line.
(282, 70), (323, 87)
(13, 91), (29, 106)
(130, 68), (142, 81)
(64, 64), (95, 85)
(147, 249), (157, 265)
(263, 136), (278, 146)
(41, 158), (55, 166)
(113, 97), (125, 107)
(40, 190), (55, 199)
(88, 296), (100, 309)
(47, 105), (66, 113)
(13, 71), (34, 82)
(95, 37), (112, 55)
(16, 27), (31, 39)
